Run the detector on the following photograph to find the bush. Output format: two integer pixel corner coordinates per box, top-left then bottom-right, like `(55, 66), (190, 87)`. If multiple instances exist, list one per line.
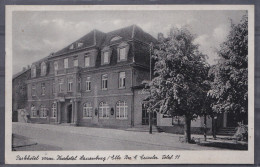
(233, 123), (248, 141)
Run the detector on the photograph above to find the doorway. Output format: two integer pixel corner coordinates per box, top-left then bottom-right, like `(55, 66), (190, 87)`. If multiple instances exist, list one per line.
(142, 103), (157, 125)
(67, 104), (72, 123)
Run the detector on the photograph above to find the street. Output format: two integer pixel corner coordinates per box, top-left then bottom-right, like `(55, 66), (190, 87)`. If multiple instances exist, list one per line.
(12, 122), (223, 151)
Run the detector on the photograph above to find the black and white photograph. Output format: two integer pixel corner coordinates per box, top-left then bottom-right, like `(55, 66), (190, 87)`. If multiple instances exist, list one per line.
(5, 5), (254, 164)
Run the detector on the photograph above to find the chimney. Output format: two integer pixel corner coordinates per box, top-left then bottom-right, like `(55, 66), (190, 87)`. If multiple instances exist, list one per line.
(22, 67), (26, 71)
(158, 33), (164, 42)
(27, 65), (30, 69)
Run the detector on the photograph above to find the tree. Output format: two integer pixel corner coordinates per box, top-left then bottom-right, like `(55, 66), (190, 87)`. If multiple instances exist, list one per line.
(146, 27), (209, 143)
(208, 15), (248, 124)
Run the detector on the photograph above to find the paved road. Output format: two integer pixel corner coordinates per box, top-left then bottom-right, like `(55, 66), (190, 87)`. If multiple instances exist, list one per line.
(12, 122), (222, 151)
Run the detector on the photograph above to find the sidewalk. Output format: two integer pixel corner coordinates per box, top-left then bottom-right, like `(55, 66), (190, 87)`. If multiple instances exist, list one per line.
(12, 122), (226, 150)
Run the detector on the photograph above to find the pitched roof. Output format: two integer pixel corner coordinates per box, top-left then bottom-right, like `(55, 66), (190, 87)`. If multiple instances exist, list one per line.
(102, 25), (157, 47)
(53, 29), (106, 57)
(13, 68), (30, 80)
(52, 25), (157, 57)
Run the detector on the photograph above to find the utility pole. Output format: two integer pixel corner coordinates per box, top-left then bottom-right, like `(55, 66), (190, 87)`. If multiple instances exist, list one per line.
(149, 42), (153, 134)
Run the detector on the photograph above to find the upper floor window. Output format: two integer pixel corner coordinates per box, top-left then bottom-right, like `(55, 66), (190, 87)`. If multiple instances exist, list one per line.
(73, 59), (78, 67)
(40, 105), (47, 118)
(116, 101), (128, 119)
(119, 47), (127, 61)
(86, 77), (91, 91)
(59, 79), (64, 93)
(85, 56), (90, 67)
(101, 74), (108, 90)
(83, 102), (92, 118)
(119, 72), (126, 88)
(41, 62), (47, 76)
(78, 77), (81, 91)
(54, 61), (58, 71)
(68, 79), (73, 92)
(64, 58), (68, 69)
(104, 52), (109, 64)
(51, 103), (57, 118)
(31, 65), (36, 78)
(41, 83), (45, 95)
(32, 84), (36, 96)
(99, 102), (109, 118)
(31, 105), (37, 117)
(52, 82), (55, 94)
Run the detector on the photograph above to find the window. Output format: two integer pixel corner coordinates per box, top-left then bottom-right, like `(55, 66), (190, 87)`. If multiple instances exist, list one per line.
(32, 84), (36, 96)
(54, 61), (58, 71)
(119, 72), (126, 88)
(64, 58), (68, 69)
(31, 65), (36, 78)
(31, 105), (37, 117)
(51, 103), (57, 118)
(83, 102), (92, 118)
(86, 77), (91, 91)
(119, 48), (126, 61)
(69, 44), (74, 50)
(101, 74), (108, 90)
(40, 105), (47, 118)
(111, 36), (122, 42)
(104, 52), (109, 64)
(74, 59), (78, 67)
(41, 62), (47, 76)
(99, 102), (109, 118)
(41, 83), (45, 95)
(68, 79), (73, 92)
(52, 82), (55, 94)
(78, 77), (81, 91)
(77, 42), (83, 48)
(116, 101), (128, 119)
(85, 56), (90, 67)
(59, 79), (64, 93)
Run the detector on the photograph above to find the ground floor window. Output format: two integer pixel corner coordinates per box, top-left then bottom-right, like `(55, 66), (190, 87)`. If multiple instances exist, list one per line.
(99, 102), (109, 118)
(116, 101), (128, 119)
(52, 103), (57, 118)
(31, 105), (37, 117)
(83, 102), (92, 118)
(40, 105), (47, 118)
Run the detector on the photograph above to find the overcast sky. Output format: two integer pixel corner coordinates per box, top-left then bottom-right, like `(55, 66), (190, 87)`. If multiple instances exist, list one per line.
(12, 10), (246, 75)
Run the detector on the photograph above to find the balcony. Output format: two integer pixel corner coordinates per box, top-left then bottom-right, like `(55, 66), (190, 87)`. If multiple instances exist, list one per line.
(55, 67), (81, 75)
(54, 92), (81, 99)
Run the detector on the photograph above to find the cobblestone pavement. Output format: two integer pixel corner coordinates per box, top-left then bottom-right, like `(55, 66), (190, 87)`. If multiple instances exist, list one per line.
(12, 122), (225, 151)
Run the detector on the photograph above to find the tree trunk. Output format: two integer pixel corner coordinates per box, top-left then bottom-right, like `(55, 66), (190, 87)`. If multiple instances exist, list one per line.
(149, 111), (152, 134)
(204, 115), (207, 141)
(184, 116), (191, 143)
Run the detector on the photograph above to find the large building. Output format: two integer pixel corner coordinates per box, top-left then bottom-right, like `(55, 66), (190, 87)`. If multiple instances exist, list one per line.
(24, 25), (157, 128)
(13, 25), (237, 135)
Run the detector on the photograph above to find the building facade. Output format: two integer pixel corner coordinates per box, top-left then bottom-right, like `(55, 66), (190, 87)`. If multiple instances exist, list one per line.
(25, 25), (156, 128)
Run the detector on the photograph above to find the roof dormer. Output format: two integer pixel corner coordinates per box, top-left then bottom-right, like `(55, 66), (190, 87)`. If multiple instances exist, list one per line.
(117, 42), (129, 62)
(40, 61), (47, 76)
(101, 46), (112, 65)
(31, 64), (36, 78)
(110, 36), (122, 42)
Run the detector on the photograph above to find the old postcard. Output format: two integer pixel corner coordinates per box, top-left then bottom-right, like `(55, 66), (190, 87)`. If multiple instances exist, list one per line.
(5, 5), (254, 164)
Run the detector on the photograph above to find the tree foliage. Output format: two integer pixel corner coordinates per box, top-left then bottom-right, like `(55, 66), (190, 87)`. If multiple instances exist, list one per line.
(208, 15), (248, 118)
(147, 27), (210, 121)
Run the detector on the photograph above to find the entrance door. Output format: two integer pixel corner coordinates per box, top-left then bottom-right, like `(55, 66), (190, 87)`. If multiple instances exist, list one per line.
(142, 103), (157, 125)
(67, 104), (72, 123)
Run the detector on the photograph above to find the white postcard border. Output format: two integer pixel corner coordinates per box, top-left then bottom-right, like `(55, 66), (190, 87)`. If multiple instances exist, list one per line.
(5, 5), (255, 164)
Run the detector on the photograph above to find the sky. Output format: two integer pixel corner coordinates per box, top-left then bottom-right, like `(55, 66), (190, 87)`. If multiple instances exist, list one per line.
(12, 10), (246, 75)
